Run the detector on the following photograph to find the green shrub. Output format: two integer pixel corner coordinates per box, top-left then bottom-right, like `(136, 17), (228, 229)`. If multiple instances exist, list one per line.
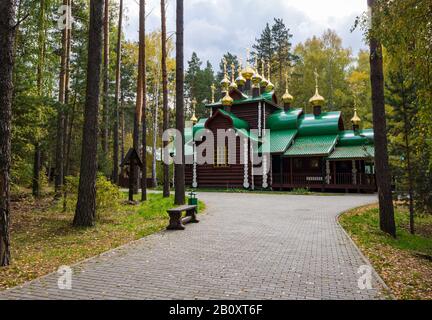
(63, 174), (121, 217)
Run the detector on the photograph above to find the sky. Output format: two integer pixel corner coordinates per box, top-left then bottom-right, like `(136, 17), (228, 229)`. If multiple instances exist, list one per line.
(123, 0), (368, 68)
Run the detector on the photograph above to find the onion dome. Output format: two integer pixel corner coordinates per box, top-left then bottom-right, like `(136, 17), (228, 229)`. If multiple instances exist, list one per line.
(265, 62), (274, 92)
(309, 87), (325, 106)
(191, 98), (198, 124)
(282, 72), (293, 104)
(220, 59), (230, 91)
(235, 59), (246, 86)
(241, 48), (255, 80)
(351, 108), (361, 126)
(309, 69), (325, 106)
(220, 76), (230, 91)
(259, 59), (269, 88)
(241, 65), (255, 81)
(229, 63), (238, 90)
(221, 91), (233, 107)
(282, 89), (294, 105)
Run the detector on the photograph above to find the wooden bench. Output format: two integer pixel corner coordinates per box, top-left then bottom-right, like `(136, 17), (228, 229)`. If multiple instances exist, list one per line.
(166, 205), (199, 230)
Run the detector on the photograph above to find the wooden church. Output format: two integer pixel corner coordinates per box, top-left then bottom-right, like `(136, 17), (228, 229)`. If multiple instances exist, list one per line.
(184, 56), (376, 193)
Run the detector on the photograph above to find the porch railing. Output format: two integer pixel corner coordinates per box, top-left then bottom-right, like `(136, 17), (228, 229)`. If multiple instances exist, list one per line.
(273, 173), (376, 187)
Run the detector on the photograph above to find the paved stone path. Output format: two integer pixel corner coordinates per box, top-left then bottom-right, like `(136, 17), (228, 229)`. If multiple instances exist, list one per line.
(0, 193), (388, 300)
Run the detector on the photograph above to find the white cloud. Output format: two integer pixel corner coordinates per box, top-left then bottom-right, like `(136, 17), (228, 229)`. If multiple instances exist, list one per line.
(123, 0), (368, 68)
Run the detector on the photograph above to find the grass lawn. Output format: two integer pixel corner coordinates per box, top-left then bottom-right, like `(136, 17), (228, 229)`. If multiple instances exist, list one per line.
(0, 191), (205, 291)
(340, 204), (432, 300)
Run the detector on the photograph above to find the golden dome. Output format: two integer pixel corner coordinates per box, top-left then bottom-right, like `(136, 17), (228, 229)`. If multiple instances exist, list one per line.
(265, 81), (275, 92)
(259, 59), (269, 87)
(220, 58), (230, 90)
(236, 73), (246, 86)
(351, 108), (361, 126)
(190, 113), (198, 124)
(309, 87), (325, 106)
(220, 76), (230, 91)
(235, 60), (246, 86)
(221, 91), (233, 107)
(251, 57), (262, 87)
(309, 68), (325, 106)
(282, 72), (293, 104)
(229, 63), (238, 90)
(241, 66), (255, 81)
(265, 62), (274, 92)
(282, 90), (293, 104)
(251, 72), (262, 87)
(241, 48), (255, 80)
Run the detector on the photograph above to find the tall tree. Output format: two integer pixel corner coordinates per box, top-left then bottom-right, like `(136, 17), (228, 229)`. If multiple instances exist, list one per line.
(140, 0), (147, 202)
(33, 0), (47, 198)
(271, 18), (294, 90)
(175, 0), (185, 205)
(0, 0), (17, 267)
(102, 0), (109, 157)
(253, 23), (273, 63)
(368, 0), (396, 237)
(386, 64), (417, 234)
(73, 0), (104, 227)
(112, 0), (123, 184)
(161, 0), (170, 198)
(55, 0), (70, 197)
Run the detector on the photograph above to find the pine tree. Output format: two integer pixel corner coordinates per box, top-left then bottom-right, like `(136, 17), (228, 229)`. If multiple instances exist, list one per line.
(161, 0), (170, 198)
(0, 0), (17, 267)
(271, 18), (294, 89)
(368, 0), (396, 237)
(73, 0), (104, 227)
(175, 0), (185, 205)
(112, 0), (123, 184)
(253, 23), (272, 62)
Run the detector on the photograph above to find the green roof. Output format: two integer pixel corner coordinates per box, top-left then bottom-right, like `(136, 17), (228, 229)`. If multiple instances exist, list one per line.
(328, 145), (375, 160)
(259, 129), (297, 153)
(284, 134), (338, 157)
(266, 109), (303, 131)
(217, 109), (249, 130)
(298, 112), (342, 136)
(206, 91), (277, 108)
(192, 118), (207, 137)
(338, 129), (374, 146)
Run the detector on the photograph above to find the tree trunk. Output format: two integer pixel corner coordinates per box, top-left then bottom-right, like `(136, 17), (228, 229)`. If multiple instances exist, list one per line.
(139, 0), (147, 202)
(120, 95), (125, 161)
(73, 0), (104, 227)
(0, 0), (16, 267)
(102, 0), (109, 156)
(32, 143), (41, 197)
(151, 71), (160, 188)
(112, 0), (122, 184)
(161, 0), (170, 197)
(368, 0), (396, 238)
(34, 0), (46, 197)
(401, 83), (415, 234)
(132, 113), (139, 194)
(175, 0), (185, 205)
(55, 0), (69, 198)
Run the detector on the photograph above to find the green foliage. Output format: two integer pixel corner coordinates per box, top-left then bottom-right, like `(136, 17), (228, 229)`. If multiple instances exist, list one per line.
(360, 0), (432, 214)
(340, 206), (432, 257)
(185, 52), (215, 118)
(291, 30), (353, 116)
(63, 174), (121, 215)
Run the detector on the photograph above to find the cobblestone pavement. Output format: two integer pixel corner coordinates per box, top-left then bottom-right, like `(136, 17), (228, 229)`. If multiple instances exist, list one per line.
(0, 192), (388, 300)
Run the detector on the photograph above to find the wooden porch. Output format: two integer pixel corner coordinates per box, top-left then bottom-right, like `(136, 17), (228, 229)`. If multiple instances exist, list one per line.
(272, 172), (376, 192)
